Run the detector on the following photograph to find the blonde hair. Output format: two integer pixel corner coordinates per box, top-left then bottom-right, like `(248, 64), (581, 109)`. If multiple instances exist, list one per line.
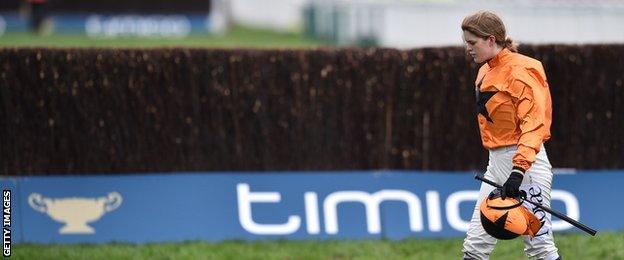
(461, 11), (518, 52)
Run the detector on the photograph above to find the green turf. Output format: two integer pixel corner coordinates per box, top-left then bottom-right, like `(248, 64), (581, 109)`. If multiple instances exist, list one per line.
(0, 26), (325, 48)
(11, 232), (623, 259)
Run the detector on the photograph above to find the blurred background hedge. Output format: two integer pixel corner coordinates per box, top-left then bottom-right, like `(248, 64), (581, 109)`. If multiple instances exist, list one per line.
(1, 45), (622, 175)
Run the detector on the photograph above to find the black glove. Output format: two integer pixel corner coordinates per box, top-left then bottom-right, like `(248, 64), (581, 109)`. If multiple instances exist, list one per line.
(501, 167), (524, 200)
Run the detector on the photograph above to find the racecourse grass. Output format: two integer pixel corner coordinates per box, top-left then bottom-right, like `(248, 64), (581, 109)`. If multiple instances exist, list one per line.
(0, 26), (324, 48)
(12, 232), (624, 259)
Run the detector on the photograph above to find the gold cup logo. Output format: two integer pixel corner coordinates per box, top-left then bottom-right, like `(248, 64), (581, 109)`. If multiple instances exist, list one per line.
(28, 192), (123, 234)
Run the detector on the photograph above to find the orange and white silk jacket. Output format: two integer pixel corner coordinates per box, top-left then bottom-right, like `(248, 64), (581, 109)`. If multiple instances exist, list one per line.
(475, 48), (552, 172)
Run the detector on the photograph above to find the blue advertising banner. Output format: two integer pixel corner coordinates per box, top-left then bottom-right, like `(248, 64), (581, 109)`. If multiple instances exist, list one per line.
(55, 14), (212, 37)
(0, 13), (27, 35)
(0, 12), (214, 37)
(1, 171), (622, 244)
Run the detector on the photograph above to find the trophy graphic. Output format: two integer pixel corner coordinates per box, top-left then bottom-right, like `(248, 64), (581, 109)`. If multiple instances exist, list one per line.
(28, 192), (123, 234)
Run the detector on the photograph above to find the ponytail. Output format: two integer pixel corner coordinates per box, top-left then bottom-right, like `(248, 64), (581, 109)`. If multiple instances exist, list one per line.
(504, 36), (518, 52)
